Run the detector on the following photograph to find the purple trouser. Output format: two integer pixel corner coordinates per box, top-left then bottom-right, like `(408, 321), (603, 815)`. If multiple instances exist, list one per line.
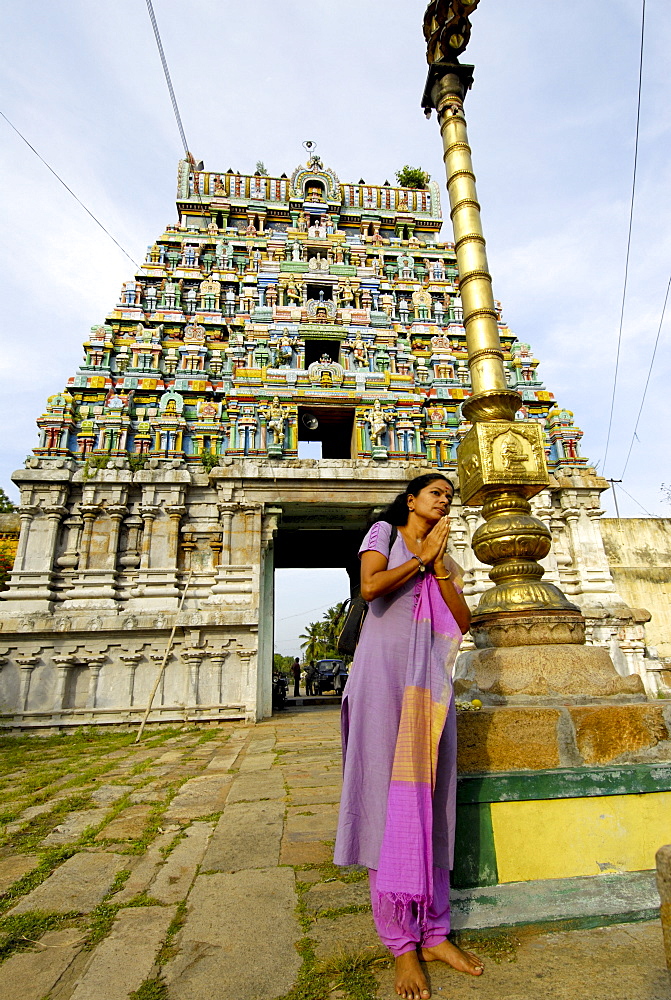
(368, 867), (451, 957)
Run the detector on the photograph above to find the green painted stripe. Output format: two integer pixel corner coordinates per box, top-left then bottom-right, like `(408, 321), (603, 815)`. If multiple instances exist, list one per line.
(452, 802), (498, 889)
(457, 762), (671, 804)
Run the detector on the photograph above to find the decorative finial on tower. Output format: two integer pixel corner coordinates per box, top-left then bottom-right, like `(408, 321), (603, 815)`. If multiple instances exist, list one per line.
(302, 139), (323, 171)
(423, 0), (481, 63)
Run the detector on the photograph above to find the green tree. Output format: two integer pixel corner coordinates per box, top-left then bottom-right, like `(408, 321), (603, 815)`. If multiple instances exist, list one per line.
(396, 165), (430, 189)
(299, 621), (328, 662)
(273, 653), (293, 674)
(0, 488), (17, 513)
(255, 161), (268, 176)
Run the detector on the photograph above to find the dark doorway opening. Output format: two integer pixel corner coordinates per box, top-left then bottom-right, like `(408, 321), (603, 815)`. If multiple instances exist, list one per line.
(306, 283), (333, 301)
(304, 339), (340, 367)
(297, 405), (355, 459)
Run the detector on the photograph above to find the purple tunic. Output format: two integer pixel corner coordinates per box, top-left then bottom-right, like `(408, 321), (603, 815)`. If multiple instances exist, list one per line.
(334, 520), (461, 871)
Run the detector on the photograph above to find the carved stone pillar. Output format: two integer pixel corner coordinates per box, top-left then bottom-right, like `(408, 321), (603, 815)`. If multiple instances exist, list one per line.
(15, 656), (40, 712)
(139, 505), (160, 570)
(237, 647), (258, 717)
(181, 648), (205, 710)
(85, 656), (107, 709)
(209, 650), (231, 707)
(78, 504), (101, 571)
(218, 503), (236, 566)
(4, 504), (65, 610)
(51, 655), (75, 715)
(120, 653), (143, 707)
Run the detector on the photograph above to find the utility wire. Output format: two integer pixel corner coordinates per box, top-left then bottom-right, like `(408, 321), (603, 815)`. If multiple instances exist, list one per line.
(602, 0), (646, 475)
(145, 0), (189, 157)
(619, 272), (670, 478)
(0, 109), (139, 268)
(618, 483), (653, 517)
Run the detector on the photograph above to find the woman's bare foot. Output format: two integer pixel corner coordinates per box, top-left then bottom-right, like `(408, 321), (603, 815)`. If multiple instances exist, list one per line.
(394, 949), (431, 999)
(421, 938), (484, 976)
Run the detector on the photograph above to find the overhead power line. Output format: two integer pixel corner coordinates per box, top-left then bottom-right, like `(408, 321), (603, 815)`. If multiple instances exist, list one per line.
(145, 0), (190, 158)
(618, 483), (653, 518)
(602, 0), (646, 476)
(0, 109), (139, 268)
(619, 273), (670, 478)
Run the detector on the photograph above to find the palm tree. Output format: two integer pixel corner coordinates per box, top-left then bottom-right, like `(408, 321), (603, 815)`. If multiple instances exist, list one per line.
(299, 621), (326, 662)
(321, 602), (347, 656)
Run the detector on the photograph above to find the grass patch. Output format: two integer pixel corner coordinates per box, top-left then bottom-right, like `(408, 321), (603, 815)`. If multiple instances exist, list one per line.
(0, 910), (80, 964)
(313, 903), (371, 921)
(294, 860), (367, 885)
(0, 848), (76, 916)
(84, 901), (120, 949)
(129, 976), (170, 1000)
(106, 870), (132, 897)
(452, 928), (520, 964)
(318, 949), (389, 999)
(156, 900), (187, 965)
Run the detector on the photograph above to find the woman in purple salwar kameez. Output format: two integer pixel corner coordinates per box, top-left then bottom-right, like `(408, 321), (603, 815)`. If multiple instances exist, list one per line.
(334, 474), (484, 1000)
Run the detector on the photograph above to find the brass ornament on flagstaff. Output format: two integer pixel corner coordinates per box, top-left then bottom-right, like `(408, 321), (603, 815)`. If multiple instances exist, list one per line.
(423, 1), (481, 63)
(458, 420), (549, 507)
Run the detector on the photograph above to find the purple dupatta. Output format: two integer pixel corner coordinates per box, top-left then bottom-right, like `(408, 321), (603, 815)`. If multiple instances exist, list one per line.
(374, 569), (463, 923)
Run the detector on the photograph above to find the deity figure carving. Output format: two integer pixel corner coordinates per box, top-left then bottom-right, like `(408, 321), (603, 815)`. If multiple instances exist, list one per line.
(351, 337), (369, 368)
(277, 330), (294, 367)
(185, 286), (197, 313)
(145, 286), (158, 312)
(366, 399), (387, 447)
(213, 174), (226, 195)
(427, 404), (446, 428)
(245, 220), (257, 237)
(339, 279), (354, 308)
(266, 397), (287, 446)
(291, 241), (302, 261)
(498, 430), (530, 475)
(286, 278), (301, 305)
(297, 212), (308, 233)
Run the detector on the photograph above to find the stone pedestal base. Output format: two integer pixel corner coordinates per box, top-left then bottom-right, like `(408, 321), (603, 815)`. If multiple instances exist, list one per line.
(456, 701), (671, 773)
(455, 643), (645, 703)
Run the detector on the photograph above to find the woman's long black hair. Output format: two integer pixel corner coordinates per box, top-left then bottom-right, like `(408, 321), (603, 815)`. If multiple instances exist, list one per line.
(373, 473), (454, 527)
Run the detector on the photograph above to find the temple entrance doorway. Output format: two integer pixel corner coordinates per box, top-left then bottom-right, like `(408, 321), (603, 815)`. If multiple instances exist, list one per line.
(267, 502), (374, 709)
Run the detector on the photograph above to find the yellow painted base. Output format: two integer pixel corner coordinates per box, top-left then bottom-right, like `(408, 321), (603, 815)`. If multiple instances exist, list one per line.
(491, 791), (671, 883)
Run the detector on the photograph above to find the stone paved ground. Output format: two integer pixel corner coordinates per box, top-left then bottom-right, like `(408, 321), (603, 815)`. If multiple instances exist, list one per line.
(0, 705), (668, 1000)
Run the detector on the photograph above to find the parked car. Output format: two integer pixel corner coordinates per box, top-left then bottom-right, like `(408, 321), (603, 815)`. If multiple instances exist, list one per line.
(314, 658), (348, 695)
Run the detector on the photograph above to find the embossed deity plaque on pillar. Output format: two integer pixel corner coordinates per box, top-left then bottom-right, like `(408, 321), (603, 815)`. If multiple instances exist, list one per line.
(458, 420), (549, 506)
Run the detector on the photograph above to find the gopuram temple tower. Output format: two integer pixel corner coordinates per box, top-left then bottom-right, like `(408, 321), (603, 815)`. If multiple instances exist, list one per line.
(0, 149), (663, 728)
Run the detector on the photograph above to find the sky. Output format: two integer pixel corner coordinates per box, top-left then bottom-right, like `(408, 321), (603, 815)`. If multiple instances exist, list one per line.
(1, 0), (670, 653)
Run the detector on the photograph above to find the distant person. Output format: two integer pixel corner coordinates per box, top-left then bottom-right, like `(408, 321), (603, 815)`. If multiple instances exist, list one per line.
(332, 659), (343, 695)
(305, 661), (317, 697)
(333, 474), (483, 999)
(291, 657), (301, 697)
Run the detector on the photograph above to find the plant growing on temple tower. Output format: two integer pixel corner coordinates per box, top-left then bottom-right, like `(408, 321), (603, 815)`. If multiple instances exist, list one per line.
(255, 161), (268, 176)
(128, 454), (148, 473)
(396, 165), (430, 189)
(200, 450), (219, 473)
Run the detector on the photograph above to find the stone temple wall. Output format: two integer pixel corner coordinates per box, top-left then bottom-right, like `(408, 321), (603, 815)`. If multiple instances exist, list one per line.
(2, 155), (665, 727)
(0, 459), (664, 730)
(600, 518), (671, 668)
